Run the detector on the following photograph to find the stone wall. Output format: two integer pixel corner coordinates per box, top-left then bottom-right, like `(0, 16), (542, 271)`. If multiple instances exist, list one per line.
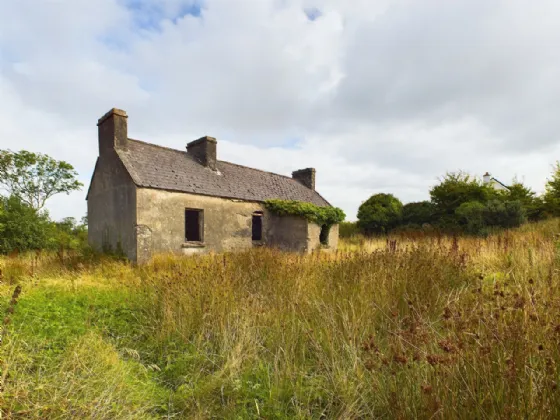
(89, 172), (340, 262)
(134, 188), (339, 261)
(136, 188), (268, 262)
(306, 223), (339, 253)
(87, 151), (137, 260)
(265, 213), (310, 253)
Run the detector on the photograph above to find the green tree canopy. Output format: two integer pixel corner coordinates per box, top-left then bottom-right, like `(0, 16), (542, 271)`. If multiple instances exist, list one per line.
(499, 180), (546, 221)
(0, 195), (54, 253)
(0, 150), (83, 210)
(502, 181), (535, 205)
(402, 201), (436, 226)
(544, 162), (560, 215)
(430, 172), (497, 217)
(455, 201), (486, 234)
(357, 193), (403, 234)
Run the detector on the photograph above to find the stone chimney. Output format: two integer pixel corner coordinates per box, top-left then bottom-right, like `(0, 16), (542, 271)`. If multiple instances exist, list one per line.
(483, 172), (491, 185)
(292, 168), (316, 190)
(97, 108), (128, 155)
(187, 136), (217, 171)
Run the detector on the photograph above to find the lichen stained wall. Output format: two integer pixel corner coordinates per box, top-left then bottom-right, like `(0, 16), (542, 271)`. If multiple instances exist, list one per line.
(87, 152), (137, 261)
(136, 188), (266, 262)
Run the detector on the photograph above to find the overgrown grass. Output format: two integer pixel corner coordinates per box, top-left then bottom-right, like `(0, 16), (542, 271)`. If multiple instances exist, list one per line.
(1, 219), (560, 418)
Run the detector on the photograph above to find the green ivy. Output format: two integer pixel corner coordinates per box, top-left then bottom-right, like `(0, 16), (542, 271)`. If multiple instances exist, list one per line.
(264, 199), (345, 226)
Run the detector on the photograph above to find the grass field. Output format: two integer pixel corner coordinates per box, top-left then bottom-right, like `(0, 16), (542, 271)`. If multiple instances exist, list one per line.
(1, 220), (560, 418)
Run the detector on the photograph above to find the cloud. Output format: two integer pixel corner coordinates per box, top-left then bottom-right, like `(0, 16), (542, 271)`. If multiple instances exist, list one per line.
(1, 0), (559, 221)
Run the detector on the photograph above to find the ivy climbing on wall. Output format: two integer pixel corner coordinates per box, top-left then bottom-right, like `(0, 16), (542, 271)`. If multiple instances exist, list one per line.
(263, 199), (345, 227)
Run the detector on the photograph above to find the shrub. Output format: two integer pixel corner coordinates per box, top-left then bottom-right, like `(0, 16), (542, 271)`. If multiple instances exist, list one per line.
(430, 172), (497, 218)
(455, 200), (526, 235)
(484, 199), (526, 229)
(544, 162), (560, 216)
(525, 196), (549, 221)
(455, 201), (486, 234)
(357, 193), (403, 234)
(0, 195), (54, 253)
(402, 201), (435, 226)
(339, 221), (359, 238)
(53, 216), (88, 250)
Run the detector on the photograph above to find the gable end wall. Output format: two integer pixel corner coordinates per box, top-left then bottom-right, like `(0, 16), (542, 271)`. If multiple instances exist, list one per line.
(87, 151), (137, 260)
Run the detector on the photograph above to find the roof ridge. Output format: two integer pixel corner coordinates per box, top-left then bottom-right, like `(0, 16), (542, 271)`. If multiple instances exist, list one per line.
(218, 159), (298, 183)
(128, 138), (312, 188)
(127, 138), (189, 155)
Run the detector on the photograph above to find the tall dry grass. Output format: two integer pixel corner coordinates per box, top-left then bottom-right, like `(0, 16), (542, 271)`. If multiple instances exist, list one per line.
(1, 219), (560, 418)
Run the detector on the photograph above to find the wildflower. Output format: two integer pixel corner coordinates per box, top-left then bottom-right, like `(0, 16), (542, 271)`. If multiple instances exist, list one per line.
(438, 339), (457, 353)
(393, 354), (408, 365)
(421, 384), (433, 394)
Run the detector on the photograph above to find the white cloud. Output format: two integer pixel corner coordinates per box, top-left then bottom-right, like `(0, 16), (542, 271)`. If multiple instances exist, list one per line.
(1, 0), (560, 221)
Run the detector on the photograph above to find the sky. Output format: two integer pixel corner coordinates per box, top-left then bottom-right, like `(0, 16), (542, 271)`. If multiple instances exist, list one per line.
(1, 0), (560, 221)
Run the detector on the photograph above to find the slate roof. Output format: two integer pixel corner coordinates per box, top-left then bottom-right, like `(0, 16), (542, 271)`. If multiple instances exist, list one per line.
(114, 139), (331, 206)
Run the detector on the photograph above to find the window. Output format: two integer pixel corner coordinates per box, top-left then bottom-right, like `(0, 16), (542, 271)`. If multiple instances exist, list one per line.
(252, 211), (263, 241)
(185, 209), (203, 242)
(319, 224), (329, 245)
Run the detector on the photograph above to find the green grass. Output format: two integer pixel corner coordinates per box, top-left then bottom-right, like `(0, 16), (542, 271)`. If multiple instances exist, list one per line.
(1, 219), (560, 418)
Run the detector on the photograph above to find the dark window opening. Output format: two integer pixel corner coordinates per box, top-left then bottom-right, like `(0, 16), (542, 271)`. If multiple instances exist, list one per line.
(252, 211), (263, 241)
(185, 209), (203, 242)
(319, 224), (330, 245)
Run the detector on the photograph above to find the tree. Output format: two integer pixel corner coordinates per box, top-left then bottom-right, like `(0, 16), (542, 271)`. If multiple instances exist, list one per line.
(402, 201), (436, 227)
(357, 193), (403, 234)
(0, 150), (83, 210)
(503, 181), (535, 204)
(544, 162), (560, 216)
(0, 196), (54, 253)
(430, 172), (497, 217)
(501, 181), (545, 221)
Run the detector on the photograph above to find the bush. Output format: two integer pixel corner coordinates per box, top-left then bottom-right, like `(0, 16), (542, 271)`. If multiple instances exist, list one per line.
(339, 221), (359, 238)
(402, 201), (435, 226)
(455, 200), (526, 235)
(455, 201), (486, 234)
(0, 195), (54, 253)
(357, 193), (403, 234)
(544, 162), (560, 215)
(525, 196), (549, 221)
(484, 200), (526, 229)
(430, 172), (497, 218)
(53, 216), (88, 250)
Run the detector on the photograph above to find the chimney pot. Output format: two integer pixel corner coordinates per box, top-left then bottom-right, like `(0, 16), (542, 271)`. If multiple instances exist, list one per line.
(292, 168), (316, 190)
(97, 108), (128, 155)
(187, 136), (217, 171)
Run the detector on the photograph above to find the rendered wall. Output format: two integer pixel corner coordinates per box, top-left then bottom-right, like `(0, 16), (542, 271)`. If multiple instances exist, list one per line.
(265, 213), (310, 253)
(306, 223), (340, 253)
(136, 189), (269, 262)
(134, 188), (339, 262)
(87, 152), (137, 260)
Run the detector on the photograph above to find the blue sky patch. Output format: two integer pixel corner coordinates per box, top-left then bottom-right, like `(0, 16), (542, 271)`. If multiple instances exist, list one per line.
(122, 0), (203, 32)
(304, 7), (322, 21)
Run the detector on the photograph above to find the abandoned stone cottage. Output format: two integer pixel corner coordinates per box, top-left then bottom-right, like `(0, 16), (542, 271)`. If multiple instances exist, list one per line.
(86, 108), (339, 262)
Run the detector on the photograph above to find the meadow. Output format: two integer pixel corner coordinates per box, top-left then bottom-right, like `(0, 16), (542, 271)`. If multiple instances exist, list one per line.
(1, 220), (560, 419)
